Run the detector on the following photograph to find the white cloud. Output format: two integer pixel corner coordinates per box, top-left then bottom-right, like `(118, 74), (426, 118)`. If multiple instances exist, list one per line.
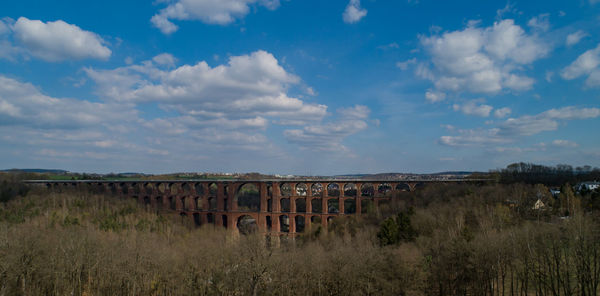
(561, 44), (600, 87)
(453, 100), (493, 117)
(343, 0), (367, 24)
(425, 89), (445, 103)
(566, 30), (588, 47)
(552, 139), (578, 148)
(396, 58), (416, 70)
(527, 14), (550, 32)
(85, 50), (326, 127)
(0, 75), (133, 128)
(284, 105), (370, 152)
(493, 107), (511, 118)
(151, 0), (281, 34)
(420, 19), (548, 97)
(152, 53), (177, 67)
(12, 17), (111, 62)
(440, 106), (600, 146)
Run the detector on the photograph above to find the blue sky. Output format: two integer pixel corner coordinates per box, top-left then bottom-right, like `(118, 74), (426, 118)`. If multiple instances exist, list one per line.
(0, 0), (599, 175)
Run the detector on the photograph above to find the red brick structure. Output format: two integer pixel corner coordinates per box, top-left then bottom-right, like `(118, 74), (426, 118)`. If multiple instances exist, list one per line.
(29, 179), (481, 236)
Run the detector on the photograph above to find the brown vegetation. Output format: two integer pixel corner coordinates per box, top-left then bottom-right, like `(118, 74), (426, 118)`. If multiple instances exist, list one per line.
(1, 177), (600, 295)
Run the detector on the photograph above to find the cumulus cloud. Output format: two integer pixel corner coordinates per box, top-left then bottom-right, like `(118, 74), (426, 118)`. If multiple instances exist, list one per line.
(566, 30), (588, 47)
(493, 107), (511, 118)
(396, 58), (416, 70)
(440, 106), (600, 146)
(452, 100), (493, 117)
(151, 0), (281, 34)
(552, 139), (578, 148)
(11, 17), (111, 62)
(343, 0), (367, 24)
(85, 50), (327, 127)
(284, 105), (370, 152)
(527, 14), (550, 32)
(0, 75), (133, 128)
(561, 44), (600, 87)
(419, 19), (548, 97)
(425, 89), (445, 103)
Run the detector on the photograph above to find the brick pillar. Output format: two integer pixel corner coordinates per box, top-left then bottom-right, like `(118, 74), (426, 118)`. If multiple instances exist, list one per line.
(322, 183), (328, 198)
(339, 198), (345, 214)
(176, 196), (184, 211)
(273, 215), (280, 232)
(289, 215), (296, 234)
(260, 183), (268, 212)
(322, 198), (328, 214)
(229, 183), (238, 212)
(217, 183), (225, 211)
(306, 197), (313, 213)
(290, 197), (296, 213)
(272, 182), (281, 212)
(339, 183), (345, 198)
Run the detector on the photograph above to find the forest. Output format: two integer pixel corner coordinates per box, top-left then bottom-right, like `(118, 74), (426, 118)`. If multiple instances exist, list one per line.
(1, 166), (600, 295)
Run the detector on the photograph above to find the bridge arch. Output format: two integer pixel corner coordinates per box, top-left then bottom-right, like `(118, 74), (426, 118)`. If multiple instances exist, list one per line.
(295, 183), (307, 196)
(327, 183), (340, 197)
(235, 183), (260, 212)
(396, 183), (411, 192)
(311, 183), (323, 197)
(343, 183), (357, 197)
(378, 183), (392, 195)
(237, 215), (258, 235)
(280, 183), (292, 196)
(361, 183), (374, 197)
(311, 198), (322, 213)
(295, 215), (305, 233)
(279, 215), (289, 233)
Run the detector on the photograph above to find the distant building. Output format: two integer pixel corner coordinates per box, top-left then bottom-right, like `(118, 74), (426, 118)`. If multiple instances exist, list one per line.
(576, 182), (600, 192)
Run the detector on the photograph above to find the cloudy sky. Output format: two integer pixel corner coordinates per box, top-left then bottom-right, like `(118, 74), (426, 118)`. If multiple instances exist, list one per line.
(0, 0), (599, 175)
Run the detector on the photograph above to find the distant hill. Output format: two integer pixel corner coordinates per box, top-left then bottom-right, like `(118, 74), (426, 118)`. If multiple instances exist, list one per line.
(1, 168), (69, 174)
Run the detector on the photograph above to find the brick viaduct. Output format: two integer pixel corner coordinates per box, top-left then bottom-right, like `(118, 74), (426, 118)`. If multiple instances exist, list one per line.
(27, 179), (482, 236)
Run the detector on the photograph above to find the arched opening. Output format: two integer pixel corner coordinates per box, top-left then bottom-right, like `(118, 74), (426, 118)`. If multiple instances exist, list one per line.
(144, 183), (153, 195)
(208, 183), (217, 196)
(414, 182), (425, 191)
(361, 184), (374, 197)
(181, 196), (188, 211)
(344, 199), (356, 214)
(311, 199), (322, 213)
(109, 184), (118, 195)
(196, 197), (204, 211)
(311, 216), (321, 224)
(279, 215), (289, 233)
(280, 198), (290, 212)
(311, 183), (323, 197)
(327, 183), (340, 197)
(207, 213), (215, 224)
(168, 196), (176, 210)
(295, 183), (307, 196)
(222, 215), (228, 228)
(237, 215), (257, 235)
(267, 198), (272, 212)
(208, 197), (217, 211)
(266, 216), (272, 231)
(120, 183), (129, 195)
(157, 183), (167, 194)
(296, 198), (306, 213)
(224, 185), (229, 197)
(155, 196), (162, 208)
(143, 196), (151, 207)
(235, 183), (260, 212)
(327, 199), (339, 213)
(361, 199), (374, 214)
(132, 183), (140, 195)
(193, 213), (201, 226)
(295, 216), (305, 233)
(194, 183), (204, 195)
(343, 183), (357, 197)
(280, 183), (292, 196)
(396, 183), (411, 192)
(378, 183), (392, 195)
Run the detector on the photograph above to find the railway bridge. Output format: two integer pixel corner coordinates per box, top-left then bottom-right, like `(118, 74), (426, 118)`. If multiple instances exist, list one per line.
(26, 179), (484, 236)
